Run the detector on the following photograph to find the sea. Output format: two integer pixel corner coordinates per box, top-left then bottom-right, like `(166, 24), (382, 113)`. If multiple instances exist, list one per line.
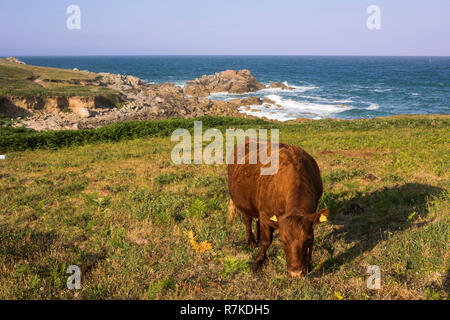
(18, 56), (450, 121)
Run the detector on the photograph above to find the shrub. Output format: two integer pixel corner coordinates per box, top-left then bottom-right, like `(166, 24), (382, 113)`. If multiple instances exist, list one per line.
(0, 116), (270, 152)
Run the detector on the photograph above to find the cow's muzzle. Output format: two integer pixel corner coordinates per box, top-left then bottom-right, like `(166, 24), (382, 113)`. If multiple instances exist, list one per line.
(289, 270), (304, 278)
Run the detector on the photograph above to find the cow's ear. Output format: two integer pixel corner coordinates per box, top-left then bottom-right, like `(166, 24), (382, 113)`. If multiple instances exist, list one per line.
(313, 209), (329, 225)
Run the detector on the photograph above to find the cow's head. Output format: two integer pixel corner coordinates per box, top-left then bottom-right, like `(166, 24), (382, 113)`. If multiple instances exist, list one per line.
(279, 209), (329, 277)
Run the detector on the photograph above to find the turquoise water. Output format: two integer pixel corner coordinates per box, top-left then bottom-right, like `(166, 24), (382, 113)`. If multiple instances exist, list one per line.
(18, 56), (449, 120)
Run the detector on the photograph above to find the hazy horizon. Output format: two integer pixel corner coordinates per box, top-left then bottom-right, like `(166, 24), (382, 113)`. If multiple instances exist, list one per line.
(4, 54), (450, 58)
(1, 0), (449, 56)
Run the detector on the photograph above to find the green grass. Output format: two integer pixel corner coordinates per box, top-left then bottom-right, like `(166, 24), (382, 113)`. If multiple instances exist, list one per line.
(0, 115), (448, 299)
(0, 59), (120, 104)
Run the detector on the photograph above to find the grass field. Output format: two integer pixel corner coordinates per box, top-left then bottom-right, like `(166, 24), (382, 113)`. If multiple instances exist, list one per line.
(0, 115), (448, 299)
(0, 59), (120, 103)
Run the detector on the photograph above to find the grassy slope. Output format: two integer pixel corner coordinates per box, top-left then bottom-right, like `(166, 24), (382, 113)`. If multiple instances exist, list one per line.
(0, 59), (120, 103)
(0, 115), (448, 299)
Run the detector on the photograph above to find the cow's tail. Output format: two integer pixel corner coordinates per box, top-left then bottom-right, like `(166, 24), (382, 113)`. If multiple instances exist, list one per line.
(227, 199), (239, 224)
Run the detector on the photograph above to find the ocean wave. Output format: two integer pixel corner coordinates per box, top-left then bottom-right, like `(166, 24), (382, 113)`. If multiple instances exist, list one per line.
(266, 95), (353, 114)
(208, 91), (252, 99)
(208, 91), (233, 97)
(296, 95), (353, 104)
(351, 85), (371, 90)
(238, 105), (296, 121)
(261, 82), (319, 93)
(239, 95), (354, 121)
(206, 81), (319, 99)
(366, 103), (380, 110)
(284, 81), (320, 91)
(374, 88), (392, 93)
(173, 81), (187, 87)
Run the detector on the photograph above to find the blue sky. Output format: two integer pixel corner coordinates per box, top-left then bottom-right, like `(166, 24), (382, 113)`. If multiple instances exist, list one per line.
(1, 0), (449, 56)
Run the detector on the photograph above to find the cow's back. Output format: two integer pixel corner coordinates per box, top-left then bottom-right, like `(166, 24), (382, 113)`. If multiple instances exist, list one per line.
(228, 141), (323, 218)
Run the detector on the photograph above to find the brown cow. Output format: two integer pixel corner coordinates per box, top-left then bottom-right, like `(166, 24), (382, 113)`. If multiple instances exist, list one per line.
(228, 140), (329, 277)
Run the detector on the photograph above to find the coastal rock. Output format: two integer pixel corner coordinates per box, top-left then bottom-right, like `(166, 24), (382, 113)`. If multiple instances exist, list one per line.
(5, 57), (26, 65)
(8, 66), (266, 131)
(74, 107), (92, 118)
(262, 97), (276, 104)
(0, 95), (108, 119)
(183, 69), (266, 97)
(267, 82), (294, 90)
(98, 72), (143, 88)
(209, 97), (263, 116)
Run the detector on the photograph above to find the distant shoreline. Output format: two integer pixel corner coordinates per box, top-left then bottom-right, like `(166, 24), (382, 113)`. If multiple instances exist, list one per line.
(3, 55), (450, 58)
(1, 56), (449, 129)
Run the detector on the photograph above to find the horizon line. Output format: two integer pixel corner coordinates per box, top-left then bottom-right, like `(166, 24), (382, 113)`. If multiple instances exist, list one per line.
(2, 54), (450, 58)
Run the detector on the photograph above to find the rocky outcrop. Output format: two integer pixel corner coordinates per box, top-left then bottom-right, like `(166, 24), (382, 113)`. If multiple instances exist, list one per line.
(183, 70), (266, 97)
(0, 96), (110, 119)
(262, 97), (276, 104)
(13, 95), (264, 131)
(5, 57), (26, 65)
(98, 72), (143, 88)
(267, 82), (294, 90)
(209, 97), (262, 117)
(6, 68), (288, 131)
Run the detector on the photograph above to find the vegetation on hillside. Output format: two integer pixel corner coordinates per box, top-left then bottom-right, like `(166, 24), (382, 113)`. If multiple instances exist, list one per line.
(0, 59), (120, 104)
(0, 115), (448, 299)
(1, 115), (447, 152)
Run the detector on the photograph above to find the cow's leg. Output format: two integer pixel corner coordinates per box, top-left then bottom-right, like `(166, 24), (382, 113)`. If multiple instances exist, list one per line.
(307, 246), (313, 273)
(253, 221), (273, 271)
(242, 213), (257, 248)
(255, 219), (260, 244)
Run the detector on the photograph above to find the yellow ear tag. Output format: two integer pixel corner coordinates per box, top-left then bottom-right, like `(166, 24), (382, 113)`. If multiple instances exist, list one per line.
(270, 215), (278, 222)
(319, 214), (328, 223)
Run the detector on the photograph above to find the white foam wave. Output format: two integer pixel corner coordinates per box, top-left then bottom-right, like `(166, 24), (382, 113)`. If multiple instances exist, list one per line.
(208, 91), (251, 99)
(374, 88), (392, 93)
(266, 95), (352, 114)
(173, 81), (187, 87)
(238, 105), (296, 121)
(351, 85), (371, 90)
(208, 91), (232, 97)
(239, 95), (353, 121)
(261, 83), (319, 93)
(297, 95), (353, 104)
(206, 81), (319, 99)
(285, 81), (320, 91)
(366, 103), (380, 110)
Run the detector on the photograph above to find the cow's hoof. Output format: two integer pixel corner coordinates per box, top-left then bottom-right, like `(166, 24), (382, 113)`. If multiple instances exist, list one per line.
(251, 259), (264, 272)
